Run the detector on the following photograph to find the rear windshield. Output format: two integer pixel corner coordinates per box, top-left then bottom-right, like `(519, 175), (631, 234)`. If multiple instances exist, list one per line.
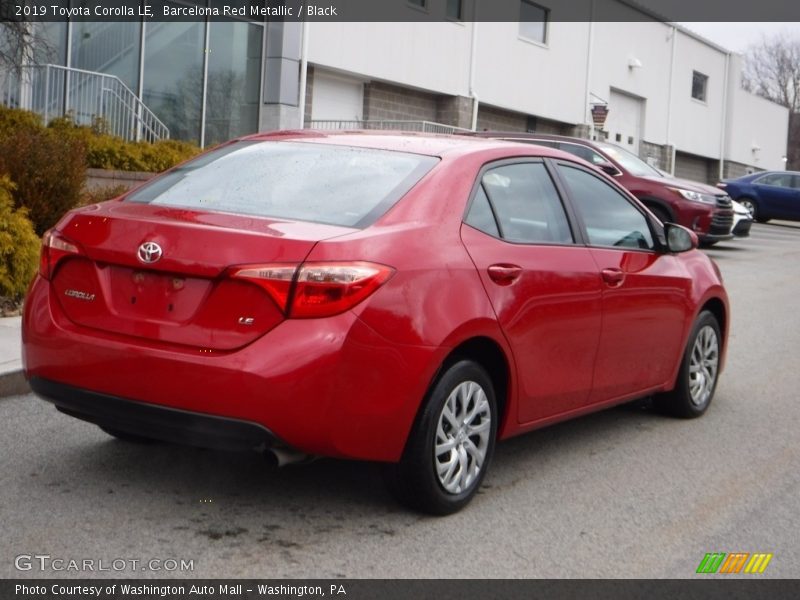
(126, 141), (439, 227)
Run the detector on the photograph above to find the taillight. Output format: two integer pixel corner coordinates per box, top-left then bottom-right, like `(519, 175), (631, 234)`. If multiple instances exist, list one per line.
(39, 230), (82, 280)
(230, 261), (394, 318)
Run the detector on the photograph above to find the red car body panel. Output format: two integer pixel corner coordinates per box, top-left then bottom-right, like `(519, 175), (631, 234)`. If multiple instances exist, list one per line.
(23, 131), (729, 463)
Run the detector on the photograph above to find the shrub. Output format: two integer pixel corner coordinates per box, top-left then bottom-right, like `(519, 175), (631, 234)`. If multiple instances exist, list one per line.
(135, 139), (200, 172)
(0, 107), (200, 234)
(46, 116), (201, 172)
(80, 184), (129, 207)
(0, 177), (40, 300)
(0, 105), (42, 138)
(0, 124), (87, 235)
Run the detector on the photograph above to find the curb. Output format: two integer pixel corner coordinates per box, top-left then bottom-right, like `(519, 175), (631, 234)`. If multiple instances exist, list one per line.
(0, 370), (29, 398)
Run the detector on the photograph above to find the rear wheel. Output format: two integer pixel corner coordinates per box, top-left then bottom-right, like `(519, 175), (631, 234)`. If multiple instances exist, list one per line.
(655, 310), (721, 418)
(383, 359), (497, 515)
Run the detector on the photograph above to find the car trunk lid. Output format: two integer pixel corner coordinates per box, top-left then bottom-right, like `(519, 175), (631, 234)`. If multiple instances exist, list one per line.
(50, 202), (355, 350)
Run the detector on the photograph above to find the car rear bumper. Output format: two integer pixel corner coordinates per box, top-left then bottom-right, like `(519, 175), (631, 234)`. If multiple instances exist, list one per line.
(30, 377), (278, 452)
(23, 275), (442, 462)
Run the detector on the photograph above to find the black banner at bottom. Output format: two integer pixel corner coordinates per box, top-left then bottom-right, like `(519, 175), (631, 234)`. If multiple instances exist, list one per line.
(3, 579), (800, 600)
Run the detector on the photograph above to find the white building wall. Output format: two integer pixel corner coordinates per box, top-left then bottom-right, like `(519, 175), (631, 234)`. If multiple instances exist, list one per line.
(588, 19), (673, 145)
(472, 21), (590, 125)
(306, 22), (471, 96)
(725, 55), (788, 170)
(669, 30), (728, 158)
(302, 15), (788, 172)
(726, 88), (788, 171)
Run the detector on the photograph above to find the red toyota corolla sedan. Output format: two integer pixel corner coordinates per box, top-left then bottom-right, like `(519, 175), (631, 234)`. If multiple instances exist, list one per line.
(23, 131), (728, 514)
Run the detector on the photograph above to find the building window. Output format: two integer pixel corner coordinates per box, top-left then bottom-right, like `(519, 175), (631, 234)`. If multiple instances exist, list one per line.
(519, 1), (549, 44)
(446, 0), (463, 20)
(692, 71), (708, 102)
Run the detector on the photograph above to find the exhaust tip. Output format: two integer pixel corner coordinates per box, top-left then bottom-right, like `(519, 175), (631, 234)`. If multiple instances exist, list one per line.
(264, 447), (313, 468)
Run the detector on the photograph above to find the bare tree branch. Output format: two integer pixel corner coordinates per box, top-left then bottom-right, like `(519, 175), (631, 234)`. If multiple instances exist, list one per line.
(742, 32), (800, 113)
(742, 33), (800, 170)
(0, 18), (57, 78)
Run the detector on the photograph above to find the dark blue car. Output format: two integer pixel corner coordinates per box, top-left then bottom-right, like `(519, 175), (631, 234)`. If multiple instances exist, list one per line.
(718, 171), (800, 223)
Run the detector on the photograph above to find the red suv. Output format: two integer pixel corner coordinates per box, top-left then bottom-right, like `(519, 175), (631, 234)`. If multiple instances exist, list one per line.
(475, 133), (735, 245)
(23, 132), (728, 514)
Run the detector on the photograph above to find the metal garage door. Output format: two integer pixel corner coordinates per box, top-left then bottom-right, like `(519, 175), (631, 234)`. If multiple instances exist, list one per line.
(605, 90), (644, 155)
(311, 71), (364, 121)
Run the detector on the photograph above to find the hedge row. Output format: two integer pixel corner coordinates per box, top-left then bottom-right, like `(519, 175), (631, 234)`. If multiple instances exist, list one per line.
(0, 106), (202, 299)
(0, 176), (39, 299)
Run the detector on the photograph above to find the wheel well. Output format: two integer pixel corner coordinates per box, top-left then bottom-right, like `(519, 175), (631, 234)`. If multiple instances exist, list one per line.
(444, 337), (510, 431)
(641, 200), (674, 222)
(701, 298), (727, 344)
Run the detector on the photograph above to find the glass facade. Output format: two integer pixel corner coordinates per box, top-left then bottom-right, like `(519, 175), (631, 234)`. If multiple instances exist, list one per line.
(206, 20), (263, 145)
(20, 6), (265, 147)
(143, 20), (206, 144)
(72, 22), (142, 91)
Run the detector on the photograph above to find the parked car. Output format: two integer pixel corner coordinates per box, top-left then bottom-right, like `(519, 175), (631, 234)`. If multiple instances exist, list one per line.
(731, 199), (754, 237)
(717, 171), (800, 223)
(471, 133), (735, 245)
(23, 132), (728, 515)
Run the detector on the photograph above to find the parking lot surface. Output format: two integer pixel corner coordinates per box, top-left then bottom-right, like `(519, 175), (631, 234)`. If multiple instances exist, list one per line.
(1, 222), (799, 578)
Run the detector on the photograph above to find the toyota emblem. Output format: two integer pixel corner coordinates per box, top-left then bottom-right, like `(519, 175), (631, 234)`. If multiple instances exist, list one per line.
(137, 241), (163, 264)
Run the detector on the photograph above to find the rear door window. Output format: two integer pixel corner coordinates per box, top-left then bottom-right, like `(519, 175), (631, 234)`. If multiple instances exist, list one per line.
(467, 162), (573, 244)
(126, 141), (438, 228)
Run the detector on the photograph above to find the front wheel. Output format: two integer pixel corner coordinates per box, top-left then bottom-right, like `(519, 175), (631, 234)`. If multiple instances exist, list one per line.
(737, 197), (759, 221)
(655, 311), (722, 418)
(383, 359), (497, 515)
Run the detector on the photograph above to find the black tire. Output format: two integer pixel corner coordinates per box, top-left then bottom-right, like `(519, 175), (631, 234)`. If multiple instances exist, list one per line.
(100, 426), (156, 444)
(383, 359), (497, 515)
(655, 311), (722, 418)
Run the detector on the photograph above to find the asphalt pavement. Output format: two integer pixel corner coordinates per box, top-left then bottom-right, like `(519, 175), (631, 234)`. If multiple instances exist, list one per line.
(1, 222), (798, 578)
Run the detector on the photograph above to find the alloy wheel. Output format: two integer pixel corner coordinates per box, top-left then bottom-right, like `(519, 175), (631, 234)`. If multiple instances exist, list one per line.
(688, 325), (719, 408)
(434, 381), (492, 494)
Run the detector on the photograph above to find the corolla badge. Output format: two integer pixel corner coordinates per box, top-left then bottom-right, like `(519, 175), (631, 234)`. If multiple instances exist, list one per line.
(137, 241), (162, 264)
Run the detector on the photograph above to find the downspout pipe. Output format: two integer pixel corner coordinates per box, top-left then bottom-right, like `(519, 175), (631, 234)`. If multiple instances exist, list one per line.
(469, 17), (479, 131)
(719, 51), (730, 181)
(298, 20), (309, 128)
(666, 25), (677, 175)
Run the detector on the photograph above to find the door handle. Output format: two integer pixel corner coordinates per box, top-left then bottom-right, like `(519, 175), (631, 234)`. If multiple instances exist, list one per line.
(488, 264), (523, 285)
(601, 268), (625, 286)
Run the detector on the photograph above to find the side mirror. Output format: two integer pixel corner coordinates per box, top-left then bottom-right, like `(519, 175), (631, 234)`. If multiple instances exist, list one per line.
(664, 223), (698, 253)
(596, 161), (622, 177)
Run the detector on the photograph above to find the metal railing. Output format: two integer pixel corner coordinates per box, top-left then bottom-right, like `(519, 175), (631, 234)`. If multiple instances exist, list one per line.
(307, 119), (472, 135)
(2, 64), (169, 143)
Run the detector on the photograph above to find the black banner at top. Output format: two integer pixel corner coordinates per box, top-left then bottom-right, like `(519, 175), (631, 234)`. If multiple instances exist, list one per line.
(2, 0), (800, 23)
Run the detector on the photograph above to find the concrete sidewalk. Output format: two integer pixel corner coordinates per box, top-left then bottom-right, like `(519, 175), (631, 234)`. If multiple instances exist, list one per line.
(0, 316), (27, 397)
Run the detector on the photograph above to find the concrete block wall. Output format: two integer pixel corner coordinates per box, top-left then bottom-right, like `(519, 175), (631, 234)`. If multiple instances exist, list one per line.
(476, 105), (528, 132)
(675, 152), (718, 185)
(363, 81), (439, 122)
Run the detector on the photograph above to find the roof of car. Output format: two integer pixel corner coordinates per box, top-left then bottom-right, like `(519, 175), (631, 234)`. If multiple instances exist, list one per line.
(733, 170), (800, 181)
(242, 129), (568, 158)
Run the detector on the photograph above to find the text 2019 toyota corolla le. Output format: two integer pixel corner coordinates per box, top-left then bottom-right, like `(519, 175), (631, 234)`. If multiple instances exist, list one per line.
(22, 131), (728, 514)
